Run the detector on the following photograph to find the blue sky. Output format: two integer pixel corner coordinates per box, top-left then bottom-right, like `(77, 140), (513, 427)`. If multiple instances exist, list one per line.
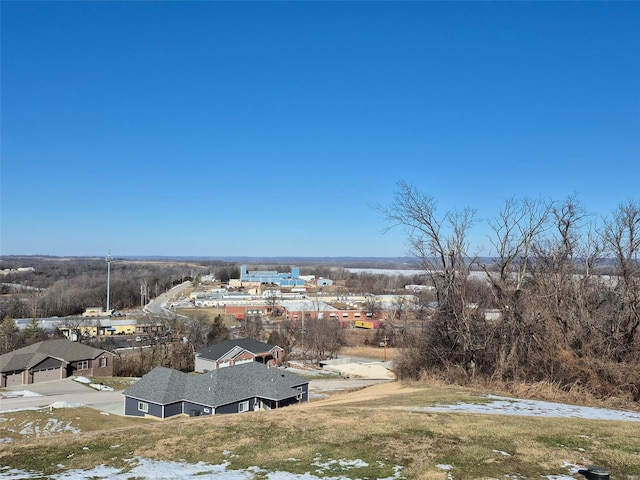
(1, 1), (638, 258)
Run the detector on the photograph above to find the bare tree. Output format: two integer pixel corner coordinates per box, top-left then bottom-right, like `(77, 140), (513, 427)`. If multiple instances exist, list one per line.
(479, 196), (553, 380)
(239, 314), (264, 340)
(264, 290), (281, 319)
(362, 295), (381, 321)
(600, 200), (640, 361)
(304, 318), (343, 361)
(379, 180), (476, 307)
(391, 295), (411, 334)
(61, 316), (95, 343)
(379, 180), (482, 378)
(267, 320), (298, 362)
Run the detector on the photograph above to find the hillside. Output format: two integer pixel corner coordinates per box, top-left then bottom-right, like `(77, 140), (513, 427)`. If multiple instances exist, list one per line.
(1, 379), (639, 479)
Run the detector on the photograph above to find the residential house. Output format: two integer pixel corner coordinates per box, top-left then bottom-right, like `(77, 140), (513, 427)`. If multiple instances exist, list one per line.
(0, 339), (114, 387)
(194, 338), (284, 373)
(122, 362), (308, 419)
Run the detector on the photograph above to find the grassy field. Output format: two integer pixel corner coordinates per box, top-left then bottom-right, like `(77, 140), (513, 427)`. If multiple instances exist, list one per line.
(1, 381), (639, 479)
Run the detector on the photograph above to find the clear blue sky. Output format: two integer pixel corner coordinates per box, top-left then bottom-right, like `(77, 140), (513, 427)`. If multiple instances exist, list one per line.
(1, 1), (638, 258)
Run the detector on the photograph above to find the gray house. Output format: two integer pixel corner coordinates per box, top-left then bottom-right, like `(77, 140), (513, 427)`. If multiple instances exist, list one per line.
(122, 362), (309, 419)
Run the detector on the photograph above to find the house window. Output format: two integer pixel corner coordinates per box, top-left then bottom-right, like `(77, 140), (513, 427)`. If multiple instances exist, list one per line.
(99, 357), (108, 367)
(297, 386), (304, 400)
(273, 350), (278, 359)
(239, 401), (250, 413)
(138, 402), (148, 413)
(203, 408), (210, 413)
(77, 360), (89, 370)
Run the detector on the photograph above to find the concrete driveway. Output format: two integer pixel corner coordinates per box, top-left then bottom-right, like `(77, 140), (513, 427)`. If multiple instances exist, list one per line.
(0, 378), (125, 415)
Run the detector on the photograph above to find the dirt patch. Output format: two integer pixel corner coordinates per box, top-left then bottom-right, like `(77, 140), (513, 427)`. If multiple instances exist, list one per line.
(303, 381), (418, 408)
(340, 344), (399, 361)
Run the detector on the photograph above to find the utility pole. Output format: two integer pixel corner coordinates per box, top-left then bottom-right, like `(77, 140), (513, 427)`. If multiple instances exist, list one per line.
(106, 252), (113, 313)
(383, 336), (389, 362)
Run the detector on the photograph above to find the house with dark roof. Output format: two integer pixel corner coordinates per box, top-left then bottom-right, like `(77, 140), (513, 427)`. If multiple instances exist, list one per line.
(122, 362), (308, 419)
(194, 338), (284, 373)
(0, 339), (113, 387)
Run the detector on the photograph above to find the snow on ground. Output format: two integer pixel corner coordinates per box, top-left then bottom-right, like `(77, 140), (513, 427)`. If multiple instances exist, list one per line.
(16, 417), (81, 438)
(48, 401), (82, 409)
(0, 454), (405, 480)
(72, 376), (91, 384)
(417, 394), (640, 422)
(0, 390), (42, 398)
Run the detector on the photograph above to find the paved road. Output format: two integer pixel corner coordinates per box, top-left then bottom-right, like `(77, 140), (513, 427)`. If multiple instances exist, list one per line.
(144, 281), (192, 317)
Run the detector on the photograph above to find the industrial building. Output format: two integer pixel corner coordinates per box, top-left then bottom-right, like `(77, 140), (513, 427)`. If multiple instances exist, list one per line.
(239, 265), (306, 287)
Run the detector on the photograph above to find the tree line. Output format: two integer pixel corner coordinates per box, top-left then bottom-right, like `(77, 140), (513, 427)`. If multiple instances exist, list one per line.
(381, 181), (640, 401)
(0, 258), (241, 320)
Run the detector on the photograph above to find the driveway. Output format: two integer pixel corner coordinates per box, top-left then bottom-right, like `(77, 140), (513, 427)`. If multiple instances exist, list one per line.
(0, 378), (125, 415)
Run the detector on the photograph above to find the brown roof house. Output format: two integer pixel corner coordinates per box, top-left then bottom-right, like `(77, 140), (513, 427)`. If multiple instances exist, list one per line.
(194, 338), (284, 373)
(0, 339), (113, 387)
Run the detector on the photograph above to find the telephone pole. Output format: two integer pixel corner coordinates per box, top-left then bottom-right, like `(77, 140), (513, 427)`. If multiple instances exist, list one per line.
(106, 252), (113, 312)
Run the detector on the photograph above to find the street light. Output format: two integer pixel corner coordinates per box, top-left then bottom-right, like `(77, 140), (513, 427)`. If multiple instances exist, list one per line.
(106, 252), (113, 313)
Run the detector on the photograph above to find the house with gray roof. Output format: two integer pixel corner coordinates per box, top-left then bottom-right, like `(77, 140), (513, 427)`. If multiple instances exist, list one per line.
(0, 339), (113, 387)
(194, 338), (284, 373)
(122, 362), (308, 419)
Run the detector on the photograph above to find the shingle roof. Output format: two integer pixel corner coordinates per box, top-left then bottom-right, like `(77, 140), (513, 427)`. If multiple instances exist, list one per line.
(121, 366), (188, 404)
(195, 338), (279, 362)
(123, 362), (307, 408)
(0, 339), (111, 373)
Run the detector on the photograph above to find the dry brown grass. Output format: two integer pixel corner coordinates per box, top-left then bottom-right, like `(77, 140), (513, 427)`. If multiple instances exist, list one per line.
(340, 344), (399, 361)
(2, 382), (640, 479)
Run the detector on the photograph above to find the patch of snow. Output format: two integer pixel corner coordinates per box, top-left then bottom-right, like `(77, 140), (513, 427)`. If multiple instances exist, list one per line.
(0, 456), (405, 480)
(0, 407), (40, 414)
(72, 376), (91, 384)
(312, 458), (369, 470)
(0, 390), (42, 398)
(436, 464), (453, 470)
(419, 394), (640, 422)
(493, 449), (511, 456)
(0, 437), (13, 443)
(48, 401), (81, 410)
(16, 417), (80, 438)
(89, 383), (114, 391)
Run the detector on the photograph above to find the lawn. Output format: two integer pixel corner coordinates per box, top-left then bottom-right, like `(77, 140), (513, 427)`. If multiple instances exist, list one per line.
(1, 381), (639, 479)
